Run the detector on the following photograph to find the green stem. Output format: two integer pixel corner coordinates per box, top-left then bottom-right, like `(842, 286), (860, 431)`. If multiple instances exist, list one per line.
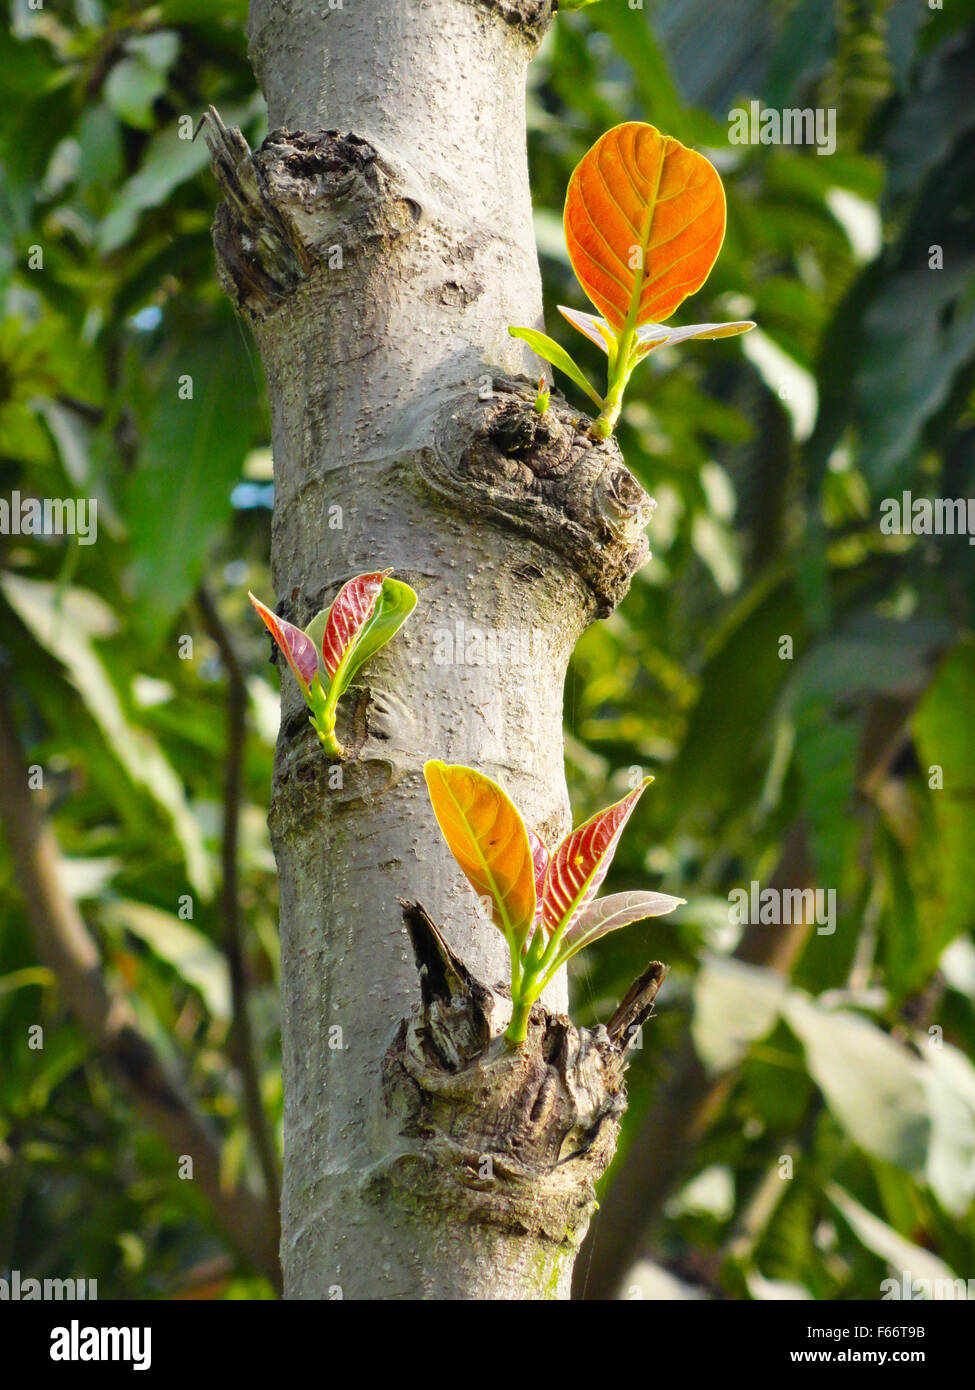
(506, 993), (533, 1048)
(310, 704), (345, 760)
(534, 911), (573, 980)
(309, 672), (345, 759)
(594, 326), (636, 439)
(534, 950), (570, 997)
(316, 724), (345, 759)
(592, 398), (621, 440)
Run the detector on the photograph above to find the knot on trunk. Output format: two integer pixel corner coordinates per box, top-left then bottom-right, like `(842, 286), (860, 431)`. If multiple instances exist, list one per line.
(471, 0), (554, 40)
(378, 901), (666, 1251)
(204, 109), (419, 318)
(420, 378), (655, 616)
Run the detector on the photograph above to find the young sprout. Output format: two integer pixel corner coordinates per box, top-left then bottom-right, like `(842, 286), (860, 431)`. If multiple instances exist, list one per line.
(510, 122), (754, 438)
(424, 760), (684, 1046)
(250, 570), (416, 759)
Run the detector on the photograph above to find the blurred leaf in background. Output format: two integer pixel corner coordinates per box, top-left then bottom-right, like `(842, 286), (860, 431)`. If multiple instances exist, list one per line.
(0, 0), (279, 1298)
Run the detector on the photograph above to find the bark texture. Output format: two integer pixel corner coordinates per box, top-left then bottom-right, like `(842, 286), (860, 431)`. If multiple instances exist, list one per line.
(379, 904), (665, 1298)
(209, 0), (655, 1298)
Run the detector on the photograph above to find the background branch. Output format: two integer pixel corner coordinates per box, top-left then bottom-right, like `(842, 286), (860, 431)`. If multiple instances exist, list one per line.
(196, 585), (282, 1222)
(0, 674), (281, 1289)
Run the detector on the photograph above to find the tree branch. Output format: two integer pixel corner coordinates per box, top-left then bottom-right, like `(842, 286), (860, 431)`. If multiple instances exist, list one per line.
(196, 585), (282, 1224)
(0, 674), (281, 1289)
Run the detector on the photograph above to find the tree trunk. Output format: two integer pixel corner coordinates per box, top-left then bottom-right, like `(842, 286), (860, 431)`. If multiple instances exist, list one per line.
(207, 0), (654, 1299)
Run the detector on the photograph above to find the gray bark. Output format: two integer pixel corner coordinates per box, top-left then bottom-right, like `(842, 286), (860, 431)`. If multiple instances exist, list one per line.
(207, 0), (654, 1299)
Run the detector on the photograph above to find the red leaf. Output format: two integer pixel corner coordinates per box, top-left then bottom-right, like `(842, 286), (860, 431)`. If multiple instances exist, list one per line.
(320, 570), (391, 677)
(527, 828), (550, 929)
(248, 592), (319, 695)
(542, 780), (651, 935)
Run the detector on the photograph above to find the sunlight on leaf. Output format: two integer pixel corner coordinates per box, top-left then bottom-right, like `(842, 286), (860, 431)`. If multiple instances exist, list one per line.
(424, 760), (536, 946)
(564, 121), (726, 333)
(542, 778), (651, 936)
(507, 326), (603, 407)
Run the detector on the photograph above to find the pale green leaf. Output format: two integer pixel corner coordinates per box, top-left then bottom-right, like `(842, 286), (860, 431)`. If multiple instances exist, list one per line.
(508, 326), (603, 408)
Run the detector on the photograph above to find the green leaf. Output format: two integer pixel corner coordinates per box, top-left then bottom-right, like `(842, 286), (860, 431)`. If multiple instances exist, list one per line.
(103, 34), (179, 131)
(827, 1184), (959, 1289)
(912, 641), (975, 949)
(691, 954), (787, 1075)
(302, 608), (330, 670)
(102, 900), (231, 1022)
(587, 6), (721, 146)
(784, 993), (931, 1171)
(670, 574), (809, 832)
(332, 577), (417, 698)
(0, 575), (216, 899)
(104, 58), (168, 132)
(922, 1040), (975, 1218)
(126, 325), (262, 637)
(97, 95), (262, 254)
(126, 32), (181, 73)
(508, 326), (603, 408)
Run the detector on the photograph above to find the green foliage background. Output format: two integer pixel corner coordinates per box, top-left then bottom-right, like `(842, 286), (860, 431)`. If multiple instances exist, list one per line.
(1, 0), (974, 1299)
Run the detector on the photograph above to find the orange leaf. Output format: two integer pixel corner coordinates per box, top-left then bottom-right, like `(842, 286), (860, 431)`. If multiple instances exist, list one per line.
(564, 122), (726, 335)
(424, 761), (536, 944)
